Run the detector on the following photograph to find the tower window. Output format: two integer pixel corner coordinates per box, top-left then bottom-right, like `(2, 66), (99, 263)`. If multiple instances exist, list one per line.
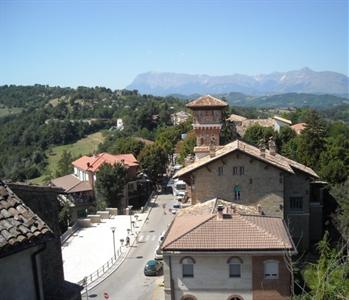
(218, 166), (223, 176)
(290, 197), (303, 211)
(239, 167), (244, 175)
(233, 167), (238, 175)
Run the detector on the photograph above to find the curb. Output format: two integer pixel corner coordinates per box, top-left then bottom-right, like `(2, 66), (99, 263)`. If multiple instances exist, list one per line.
(82, 192), (159, 293)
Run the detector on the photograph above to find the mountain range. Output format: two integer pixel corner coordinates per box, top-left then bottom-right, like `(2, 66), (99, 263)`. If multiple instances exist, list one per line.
(127, 68), (349, 97)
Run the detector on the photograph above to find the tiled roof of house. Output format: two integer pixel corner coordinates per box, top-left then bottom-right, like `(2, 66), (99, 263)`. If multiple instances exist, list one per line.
(0, 181), (53, 256)
(177, 198), (258, 216)
(72, 153), (139, 173)
(162, 212), (294, 251)
(186, 95), (228, 108)
(227, 114), (247, 122)
(51, 174), (93, 193)
(174, 139), (319, 178)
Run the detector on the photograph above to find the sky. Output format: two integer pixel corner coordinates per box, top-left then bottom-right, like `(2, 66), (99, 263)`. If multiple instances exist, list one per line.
(0, 0), (348, 89)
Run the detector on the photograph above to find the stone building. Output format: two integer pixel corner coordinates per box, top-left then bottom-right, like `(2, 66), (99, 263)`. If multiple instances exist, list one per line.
(186, 95), (228, 159)
(161, 204), (296, 300)
(176, 96), (322, 250)
(0, 181), (82, 300)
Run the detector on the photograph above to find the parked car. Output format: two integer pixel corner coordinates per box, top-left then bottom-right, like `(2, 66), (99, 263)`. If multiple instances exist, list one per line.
(144, 259), (163, 276)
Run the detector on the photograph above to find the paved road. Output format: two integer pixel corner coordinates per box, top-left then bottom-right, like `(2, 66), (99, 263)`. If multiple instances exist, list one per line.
(84, 192), (176, 300)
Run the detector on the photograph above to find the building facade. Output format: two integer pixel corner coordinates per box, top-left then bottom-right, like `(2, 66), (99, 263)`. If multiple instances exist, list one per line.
(161, 208), (295, 300)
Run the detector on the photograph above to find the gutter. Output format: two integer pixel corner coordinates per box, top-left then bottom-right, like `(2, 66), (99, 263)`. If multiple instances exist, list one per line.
(169, 256), (175, 300)
(31, 244), (46, 300)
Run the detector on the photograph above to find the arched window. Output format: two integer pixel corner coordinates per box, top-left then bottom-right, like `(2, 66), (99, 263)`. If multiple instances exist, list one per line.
(180, 256), (195, 278)
(227, 256), (243, 278)
(264, 260), (279, 279)
(227, 296), (244, 300)
(181, 295), (197, 300)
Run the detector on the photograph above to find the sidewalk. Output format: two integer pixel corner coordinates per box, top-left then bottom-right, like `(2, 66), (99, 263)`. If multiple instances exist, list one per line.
(62, 211), (147, 284)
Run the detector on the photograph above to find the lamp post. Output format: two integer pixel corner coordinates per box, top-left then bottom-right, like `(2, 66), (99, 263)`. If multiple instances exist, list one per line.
(128, 205), (133, 233)
(111, 227), (116, 259)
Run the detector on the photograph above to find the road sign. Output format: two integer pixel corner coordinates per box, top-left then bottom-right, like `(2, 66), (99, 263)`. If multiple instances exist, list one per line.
(104, 292), (109, 299)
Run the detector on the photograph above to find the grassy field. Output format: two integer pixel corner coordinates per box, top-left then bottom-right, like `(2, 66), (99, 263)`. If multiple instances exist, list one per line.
(31, 131), (105, 184)
(0, 107), (22, 117)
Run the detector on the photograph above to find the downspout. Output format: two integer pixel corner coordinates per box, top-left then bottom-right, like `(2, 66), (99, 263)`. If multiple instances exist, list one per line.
(169, 256), (175, 300)
(31, 244), (46, 300)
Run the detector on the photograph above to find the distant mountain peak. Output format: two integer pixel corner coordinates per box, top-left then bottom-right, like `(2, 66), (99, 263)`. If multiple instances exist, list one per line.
(127, 68), (348, 96)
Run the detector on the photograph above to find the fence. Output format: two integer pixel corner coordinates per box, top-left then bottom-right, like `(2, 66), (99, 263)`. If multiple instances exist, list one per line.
(78, 248), (127, 288)
(60, 222), (80, 245)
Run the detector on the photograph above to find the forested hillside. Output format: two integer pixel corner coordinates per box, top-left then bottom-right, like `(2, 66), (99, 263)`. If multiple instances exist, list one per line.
(0, 85), (185, 181)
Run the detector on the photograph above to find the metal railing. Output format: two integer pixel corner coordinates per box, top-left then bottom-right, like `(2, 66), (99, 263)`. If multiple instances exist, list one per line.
(78, 247), (127, 288)
(61, 222), (80, 245)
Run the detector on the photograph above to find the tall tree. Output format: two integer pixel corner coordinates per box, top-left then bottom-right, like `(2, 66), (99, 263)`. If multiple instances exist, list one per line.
(55, 150), (73, 177)
(95, 162), (128, 211)
(138, 144), (167, 183)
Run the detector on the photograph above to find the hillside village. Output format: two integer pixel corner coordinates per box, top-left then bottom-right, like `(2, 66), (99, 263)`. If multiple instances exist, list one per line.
(0, 89), (348, 300)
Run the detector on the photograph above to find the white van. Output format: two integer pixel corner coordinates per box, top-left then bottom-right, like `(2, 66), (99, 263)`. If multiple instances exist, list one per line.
(172, 179), (186, 198)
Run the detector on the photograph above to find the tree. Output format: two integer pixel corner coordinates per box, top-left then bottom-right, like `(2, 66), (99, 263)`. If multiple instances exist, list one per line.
(243, 124), (274, 147)
(55, 150), (73, 177)
(330, 179), (349, 242)
(110, 137), (145, 157)
(95, 162), (128, 211)
(294, 232), (349, 300)
(177, 131), (196, 164)
(138, 144), (167, 183)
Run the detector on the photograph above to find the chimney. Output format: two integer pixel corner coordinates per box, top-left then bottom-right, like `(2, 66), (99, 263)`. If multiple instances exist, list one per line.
(121, 159), (125, 165)
(87, 162), (91, 168)
(257, 204), (263, 215)
(268, 137), (276, 156)
(259, 140), (266, 158)
(217, 205), (224, 220)
(209, 135), (216, 158)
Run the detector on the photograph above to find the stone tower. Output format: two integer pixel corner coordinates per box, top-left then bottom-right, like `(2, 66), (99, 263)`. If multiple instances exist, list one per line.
(186, 95), (228, 159)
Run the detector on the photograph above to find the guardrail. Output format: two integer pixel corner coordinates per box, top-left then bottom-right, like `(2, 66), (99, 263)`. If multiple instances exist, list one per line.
(61, 223), (80, 245)
(78, 248), (127, 288)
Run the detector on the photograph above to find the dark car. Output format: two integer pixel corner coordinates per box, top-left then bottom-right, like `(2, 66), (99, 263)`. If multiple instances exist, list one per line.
(144, 259), (163, 276)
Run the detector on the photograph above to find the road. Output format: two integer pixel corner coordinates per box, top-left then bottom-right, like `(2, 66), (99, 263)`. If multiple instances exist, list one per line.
(83, 192), (176, 300)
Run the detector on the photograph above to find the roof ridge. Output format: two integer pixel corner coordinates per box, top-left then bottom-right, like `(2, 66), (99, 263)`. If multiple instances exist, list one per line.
(239, 214), (286, 246)
(162, 215), (215, 249)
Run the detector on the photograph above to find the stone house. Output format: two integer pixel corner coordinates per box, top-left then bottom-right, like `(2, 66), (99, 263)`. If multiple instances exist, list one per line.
(0, 181), (82, 300)
(161, 204), (296, 300)
(176, 95), (323, 250)
(174, 139), (321, 250)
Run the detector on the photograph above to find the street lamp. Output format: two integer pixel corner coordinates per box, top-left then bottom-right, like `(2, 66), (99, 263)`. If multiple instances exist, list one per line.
(128, 205), (133, 233)
(111, 227), (116, 259)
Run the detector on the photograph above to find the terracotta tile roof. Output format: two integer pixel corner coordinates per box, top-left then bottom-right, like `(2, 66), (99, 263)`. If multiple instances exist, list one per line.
(186, 95), (228, 108)
(51, 174), (93, 193)
(174, 139), (319, 178)
(72, 153), (139, 173)
(227, 114), (247, 122)
(0, 181), (53, 256)
(177, 198), (258, 216)
(291, 123), (307, 135)
(162, 212), (294, 251)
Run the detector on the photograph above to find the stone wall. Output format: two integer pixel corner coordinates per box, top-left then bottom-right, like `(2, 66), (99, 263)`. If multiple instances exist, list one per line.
(283, 172), (311, 250)
(191, 151), (284, 218)
(252, 256), (291, 300)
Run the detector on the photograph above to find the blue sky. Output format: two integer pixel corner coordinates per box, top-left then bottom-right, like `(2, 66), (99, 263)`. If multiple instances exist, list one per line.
(1, 0), (348, 89)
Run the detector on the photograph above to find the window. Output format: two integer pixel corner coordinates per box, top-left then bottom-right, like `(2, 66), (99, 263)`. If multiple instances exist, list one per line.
(264, 260), (279, 279)
(290, 197), (303, 211)
(239, 166), (244, 175)
(227, 257), (242, 278)
(234, 185), (241, 201)
(181, 257), (195, 278)
(233, 167), (238, 175)
(218, 166), (224, 176)
(249, 178), (253, 184)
